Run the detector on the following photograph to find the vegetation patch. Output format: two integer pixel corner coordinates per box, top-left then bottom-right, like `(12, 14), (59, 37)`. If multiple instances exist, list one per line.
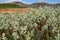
(0, 6), (60, 40)
(0, 4), (22, 8)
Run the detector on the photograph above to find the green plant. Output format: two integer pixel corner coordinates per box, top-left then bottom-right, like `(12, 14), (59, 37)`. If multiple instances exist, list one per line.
(0, 6), (60, 40)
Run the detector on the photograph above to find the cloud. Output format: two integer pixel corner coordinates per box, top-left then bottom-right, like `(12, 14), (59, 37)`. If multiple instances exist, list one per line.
(0, 0), (43, 4)
(6, 0), (22, 2)
(0, 0), (59, 4)
(0, 0), (22, 3)
(21, 0), (41, 4)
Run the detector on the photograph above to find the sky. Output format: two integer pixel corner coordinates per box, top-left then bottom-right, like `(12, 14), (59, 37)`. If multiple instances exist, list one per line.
(0, 0), (60, 4)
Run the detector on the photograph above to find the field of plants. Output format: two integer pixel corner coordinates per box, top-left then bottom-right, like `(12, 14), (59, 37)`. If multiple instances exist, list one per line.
(0, 6), (60, 40)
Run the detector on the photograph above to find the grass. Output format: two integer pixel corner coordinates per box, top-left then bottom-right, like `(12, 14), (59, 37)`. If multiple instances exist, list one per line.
(0, 4), (22, 8)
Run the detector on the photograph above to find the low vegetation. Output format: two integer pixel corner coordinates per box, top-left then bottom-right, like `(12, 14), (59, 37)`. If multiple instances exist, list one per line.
(0, 4), (22, 8)
(0, 6), (60, 40)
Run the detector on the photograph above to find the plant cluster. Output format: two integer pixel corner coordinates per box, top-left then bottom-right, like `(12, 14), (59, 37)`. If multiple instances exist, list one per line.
(0, 6), (60, 40)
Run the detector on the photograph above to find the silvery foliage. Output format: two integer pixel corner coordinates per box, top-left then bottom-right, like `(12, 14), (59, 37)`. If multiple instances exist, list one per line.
(0, 6), (60, 40)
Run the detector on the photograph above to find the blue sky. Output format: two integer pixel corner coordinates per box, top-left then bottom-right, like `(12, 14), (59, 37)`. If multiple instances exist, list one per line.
(0, 0), (60, 4)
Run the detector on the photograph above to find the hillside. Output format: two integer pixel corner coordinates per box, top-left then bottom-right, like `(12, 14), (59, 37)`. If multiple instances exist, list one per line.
(28, 2), (50, 8)
(9, 1), (28, 7)
(28, 2), (60, 8)
(0, 1), (28, 8)
(0, 4), (22, 8)
(0, 1), (60, 8)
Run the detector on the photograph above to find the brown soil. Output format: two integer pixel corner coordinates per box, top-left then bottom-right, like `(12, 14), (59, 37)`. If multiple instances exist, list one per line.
(0, 8), (31, 13)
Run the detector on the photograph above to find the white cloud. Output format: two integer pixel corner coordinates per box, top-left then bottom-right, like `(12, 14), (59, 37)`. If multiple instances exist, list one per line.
(7, 0), (22, 3)
(0, 0), (22, 3)
(0, 0), (45, 4)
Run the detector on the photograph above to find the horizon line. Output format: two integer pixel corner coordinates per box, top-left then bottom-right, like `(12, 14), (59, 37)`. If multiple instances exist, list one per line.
(0, 1), (60, 4)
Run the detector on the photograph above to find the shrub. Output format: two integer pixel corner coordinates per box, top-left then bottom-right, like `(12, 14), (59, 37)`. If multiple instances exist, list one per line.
(0, 6), (60, 40)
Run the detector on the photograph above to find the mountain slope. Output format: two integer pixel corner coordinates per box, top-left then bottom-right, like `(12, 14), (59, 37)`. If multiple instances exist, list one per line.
(0, 4), (23, 8)
(0, 1), (28, 8)
(28, 2), (60, 8)
(9, 1), (28, 7)
(0, 1), (60, 8)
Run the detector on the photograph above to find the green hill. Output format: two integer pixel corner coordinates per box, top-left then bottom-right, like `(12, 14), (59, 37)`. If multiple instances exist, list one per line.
(0, 2), (60, 8)
(0, 4), (22, 8)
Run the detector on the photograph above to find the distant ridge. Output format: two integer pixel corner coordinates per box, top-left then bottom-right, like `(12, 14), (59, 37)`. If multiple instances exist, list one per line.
(9, 1), (28, 7)
(0, 1), (60, 8)
(28, 2), (60, 8)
